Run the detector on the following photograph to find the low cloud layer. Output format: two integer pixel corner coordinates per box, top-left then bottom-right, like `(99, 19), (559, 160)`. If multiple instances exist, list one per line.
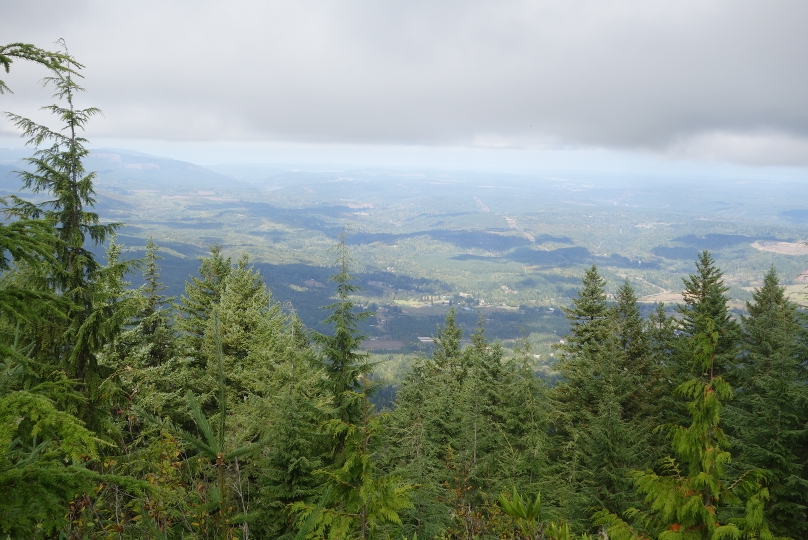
(2, 1), (807, 165)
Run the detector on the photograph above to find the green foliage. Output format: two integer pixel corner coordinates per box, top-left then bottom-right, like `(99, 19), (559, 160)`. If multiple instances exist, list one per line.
(725, 267), (808, 537)
(250, 315), (327, 538)
(4, 48), (806, 537)
(499, 487), (544, 538)
(677, 251), (741, 380)
(0, 339), (103, 536)
(0, 41), (76, 94)
(596, 317), (777, 540)
(316, 232), (373, 426)
(143, 312), (266, 539)
(559, 264), (611, 359)
(295, 386), (413, 539)
(177, 244), (233, 367)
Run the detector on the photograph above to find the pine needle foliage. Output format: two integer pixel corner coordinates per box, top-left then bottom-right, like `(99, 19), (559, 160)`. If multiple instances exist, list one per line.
(142, 312), (267, 539)
(595, 316), (778, 540)
(677, 251), (741, 381)
(726, 267), (808, 537)
(294, 382), (413, 539)
(0, 333), (105, 537)
(0, 41), (76, 94)
(315, 232), (373, 426)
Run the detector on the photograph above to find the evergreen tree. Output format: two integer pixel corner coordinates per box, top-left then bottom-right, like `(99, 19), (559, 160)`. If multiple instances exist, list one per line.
(315, 232), (373, 426)
(613, 280), (662, 422)
(726, 267), (808, 537)
(0, 42), (73, 94)
(144, 313), (267, 540)
(252, 315), (326, 538)
(575, 335), (645, 522)
(647, 302), (677, 373)
(177, 244), (232, 367)
(613, 279), (649, 367)
(4, 42), (124, 395)
(0, 335), (103, 537)
(498, 338), (550, 495)
(1, 44), (147, 441)
(0, 219), (61, 325)
(457, 320), (506, 499)
(138, 237), (174, 361)
(295, 383), (413, 539)
(596, 317), (776, 540)
(201, 254), (280, 405)
(559, 265), (611, 359)
(385, 356), (455, 539)
(551, 269), (658, 532)
(676, 251), (741, 380)
(432, 306), (463, 373)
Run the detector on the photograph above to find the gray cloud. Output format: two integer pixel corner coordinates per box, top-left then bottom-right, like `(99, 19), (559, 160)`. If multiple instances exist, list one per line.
(2, 0), (808, 164)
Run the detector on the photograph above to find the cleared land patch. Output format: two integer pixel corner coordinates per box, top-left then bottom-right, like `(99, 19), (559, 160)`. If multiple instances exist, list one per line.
(751, 240), (808, 256)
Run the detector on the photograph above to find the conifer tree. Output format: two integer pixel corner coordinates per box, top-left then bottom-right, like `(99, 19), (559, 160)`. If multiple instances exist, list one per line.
(177, 245), (232, 367)
(315, 232), (373, 426)
(726, 267), (808, 537)
(201, 254), (280, 404)
(575, 335), (645, 522)
(138, 238), (174, 361)
(647, 302), (677, 372)
(458, 320), (506, 496)
(144, 313), (267, 540)
(559, 265), (611, 359)
(252, 315), (326, 538)
(551, 269), (656, 532)
(0, 42), (73, 94)
(613, 279), (649, 367)
(4, 41), (124, 398)
(295, 382), (413, 539)
(385, 355), (455, 538)
(550, 267), (612, 526)
(676, 251), (740, 380)
(432, 306), (463, 373)
(498, 338), (550, 494)
(596, 317), (775, 540)
(0, 335), (103, 537)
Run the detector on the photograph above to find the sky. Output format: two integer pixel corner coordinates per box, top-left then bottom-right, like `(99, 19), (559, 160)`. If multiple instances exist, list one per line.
(2, 1), (808, 173)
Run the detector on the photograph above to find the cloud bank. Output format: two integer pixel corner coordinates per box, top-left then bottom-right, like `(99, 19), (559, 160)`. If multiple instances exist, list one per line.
(2, 0), (807, 165)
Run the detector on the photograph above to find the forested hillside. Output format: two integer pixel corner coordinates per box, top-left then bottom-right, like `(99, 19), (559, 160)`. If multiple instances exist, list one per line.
(2, 43), (807, 540)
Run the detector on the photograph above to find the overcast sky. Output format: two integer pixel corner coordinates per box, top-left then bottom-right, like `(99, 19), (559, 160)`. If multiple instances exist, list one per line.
(2, 1), (808, 169)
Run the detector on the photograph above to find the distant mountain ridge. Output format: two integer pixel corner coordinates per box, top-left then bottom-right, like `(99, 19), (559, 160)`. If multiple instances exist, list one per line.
(0, 147), (241, 192)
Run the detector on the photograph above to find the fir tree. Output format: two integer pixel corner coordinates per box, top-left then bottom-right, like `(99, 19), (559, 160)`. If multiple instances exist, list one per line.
(295, 383), (413, 539)
(596, 317), (776, 540)
(613, 279), (649, 367)
(252, 315), (326, 538)
(726, 267), (808, 537)
(4, 41), (124, 397)
(0, 328), (105, 537)
(385, 356), (455, 539)
(432, 306), (463, 374)
(138, 237), (174, 352)
(676, 251), (741, 380)
(143, 312), (267, 540)
(201, 254), (280, 404)
(576, 335), (646, 522)
(315, 232), (373, 426)
(559, 265), (611, 359)
(177, 245), (232, 367)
